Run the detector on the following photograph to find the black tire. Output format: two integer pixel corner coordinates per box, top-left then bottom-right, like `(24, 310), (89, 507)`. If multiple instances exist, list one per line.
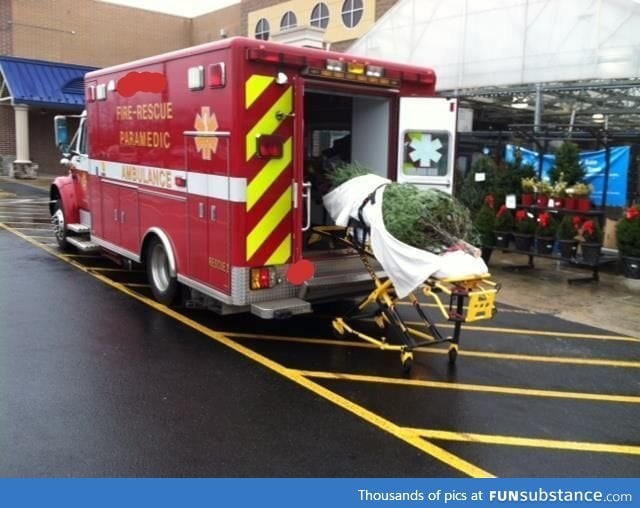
(448, 346), (458, 365)
(146, 237), (179, 306)
(51, 199), (70, 251)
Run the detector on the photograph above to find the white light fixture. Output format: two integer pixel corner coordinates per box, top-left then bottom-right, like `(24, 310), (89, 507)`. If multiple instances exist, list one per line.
(511, 96), (528, 109)
(592, 113), (605, 123)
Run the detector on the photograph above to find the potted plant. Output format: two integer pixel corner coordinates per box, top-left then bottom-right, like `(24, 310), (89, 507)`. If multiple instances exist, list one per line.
(579, 219), (603, 265)
(534, 211), (557, 254)
(616, 204), (640, 278)
(474, 200), (497, 263)
(556, 214), (580, 259)
(535, 180), (553, 208)
(569, 182), (593, 212)
(521, 177), (537, 206)
(494, 205), (514, 248)
(513, 209), (536, 251)
(551, 178), (568, 209)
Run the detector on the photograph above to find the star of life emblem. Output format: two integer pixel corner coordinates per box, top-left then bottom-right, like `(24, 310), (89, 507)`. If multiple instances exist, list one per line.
(408, 133), (442, 167)
(194, 107), (219, 160)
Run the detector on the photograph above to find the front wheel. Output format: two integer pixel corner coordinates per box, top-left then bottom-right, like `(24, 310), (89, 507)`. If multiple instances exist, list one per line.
(146, 238), (179, 306)
(51, 199), (70, 250)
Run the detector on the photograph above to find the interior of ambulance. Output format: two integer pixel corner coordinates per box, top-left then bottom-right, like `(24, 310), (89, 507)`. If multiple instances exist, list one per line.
(301, 88), (394, 254)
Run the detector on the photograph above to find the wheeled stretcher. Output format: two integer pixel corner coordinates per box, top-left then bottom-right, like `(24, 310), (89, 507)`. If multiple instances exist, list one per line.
(312, 221), (499, 372)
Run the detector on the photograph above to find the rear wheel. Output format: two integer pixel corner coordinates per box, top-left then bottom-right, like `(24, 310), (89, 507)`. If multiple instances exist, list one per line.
(146, 237), (179, 305)
(51, 199), (70, 250)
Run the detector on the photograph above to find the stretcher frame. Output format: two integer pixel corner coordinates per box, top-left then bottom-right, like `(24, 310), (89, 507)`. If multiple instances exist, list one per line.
(312, 221), (499, 372)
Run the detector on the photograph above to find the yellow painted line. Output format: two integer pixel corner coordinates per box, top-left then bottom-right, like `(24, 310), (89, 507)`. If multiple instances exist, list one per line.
(59, 254), (100, 258)
(246, 137), (292, 211)
(400, 320), (640, 343)
(299, 370), (640, 404)
(449, 348), (640, 368)
(403, 428), (640, 456)
(246, 186), (291, 260)
(86, 266), (144, 273)
(226, 332), (640, 369)
(0, 221), (494, 478)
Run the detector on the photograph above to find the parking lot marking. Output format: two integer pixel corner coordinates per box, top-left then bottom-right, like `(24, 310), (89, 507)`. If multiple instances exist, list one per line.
(299, 370), (640, 404)
(0, 221), (494, 478)
(396, 300), (534, 315)
(86, 267), (145, 273)
(227, 332), (640, 368)
(403, 428), (640, 456)
(401, 321), (640, 342)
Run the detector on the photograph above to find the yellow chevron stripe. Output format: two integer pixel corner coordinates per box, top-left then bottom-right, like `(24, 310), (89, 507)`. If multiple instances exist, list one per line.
(246, 87), (292, 161)
(265, 234), (292, 265)
(246, 75), (275, 109)
(247, 137), (292, 211)
(246, 187), (292, 260)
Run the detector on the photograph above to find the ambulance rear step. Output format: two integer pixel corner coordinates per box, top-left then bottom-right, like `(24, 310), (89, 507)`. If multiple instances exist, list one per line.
(250, 298), (312, 319)
(66, 237), (99, 252)
(298, 271), (384, 300)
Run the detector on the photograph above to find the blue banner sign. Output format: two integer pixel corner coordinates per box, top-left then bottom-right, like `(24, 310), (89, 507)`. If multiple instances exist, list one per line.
(505, 144), (630, 206)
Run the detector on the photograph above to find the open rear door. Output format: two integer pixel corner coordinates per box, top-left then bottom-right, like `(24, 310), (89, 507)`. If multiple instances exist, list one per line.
(397, 97), (457, 194)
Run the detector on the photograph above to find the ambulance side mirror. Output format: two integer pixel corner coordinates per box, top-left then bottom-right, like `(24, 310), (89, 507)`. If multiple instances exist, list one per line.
(54, 116), (69, 152)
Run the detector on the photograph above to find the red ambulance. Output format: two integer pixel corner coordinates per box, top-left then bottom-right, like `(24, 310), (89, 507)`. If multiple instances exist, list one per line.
(51, 36), (457, 318)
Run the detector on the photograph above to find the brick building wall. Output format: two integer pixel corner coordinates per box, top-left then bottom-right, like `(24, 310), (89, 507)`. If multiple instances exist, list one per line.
(28, 110), (62, 174)
(10, 0), (192, 67)
(191, 4), (242, 46)
(0, 0), (12, 55)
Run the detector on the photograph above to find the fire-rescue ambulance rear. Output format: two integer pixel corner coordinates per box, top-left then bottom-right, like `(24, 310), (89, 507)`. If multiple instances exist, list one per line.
(51, 36), (457, 318)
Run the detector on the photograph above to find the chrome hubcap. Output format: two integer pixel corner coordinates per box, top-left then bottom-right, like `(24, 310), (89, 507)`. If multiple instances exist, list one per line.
(150, 244), (170, 292)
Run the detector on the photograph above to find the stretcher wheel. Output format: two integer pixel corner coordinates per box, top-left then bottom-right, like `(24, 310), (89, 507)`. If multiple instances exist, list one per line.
(400, 350), (413, 373)
(448, 344), (458, 365)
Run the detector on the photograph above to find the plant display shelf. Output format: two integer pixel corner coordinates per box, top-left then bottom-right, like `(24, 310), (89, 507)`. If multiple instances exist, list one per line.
(493, 245), (617, 284)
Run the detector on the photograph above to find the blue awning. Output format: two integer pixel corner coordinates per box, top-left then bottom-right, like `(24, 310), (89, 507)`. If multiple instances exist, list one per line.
(0, 56), (97, 110)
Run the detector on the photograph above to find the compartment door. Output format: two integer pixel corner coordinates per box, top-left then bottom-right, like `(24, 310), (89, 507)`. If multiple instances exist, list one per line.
(397, 97), (457, 194)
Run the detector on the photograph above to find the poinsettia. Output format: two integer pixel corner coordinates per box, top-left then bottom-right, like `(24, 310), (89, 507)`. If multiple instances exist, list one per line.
(557, 215), (580, 241)
(484, 194), (495, 209)
(617, 205), (640, 257)
(581, 219), (603, 243)
(625, 206), (640, 221)
(535, 212), (557, 237)
(514, 209), (536, 234)
(495, 205), (514, 231)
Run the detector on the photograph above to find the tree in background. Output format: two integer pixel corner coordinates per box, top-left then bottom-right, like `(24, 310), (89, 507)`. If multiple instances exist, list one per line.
(458, 156), (498, 215)
(548, 140), (585, 185)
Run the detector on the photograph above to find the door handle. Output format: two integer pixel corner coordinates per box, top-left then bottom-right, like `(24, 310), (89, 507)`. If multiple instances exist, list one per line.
(210, 205), (217, 222)
(198, 202), (205, 219)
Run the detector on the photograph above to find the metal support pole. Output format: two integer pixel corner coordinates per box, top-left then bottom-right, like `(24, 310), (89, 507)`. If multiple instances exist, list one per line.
(534, 83), (543, 133)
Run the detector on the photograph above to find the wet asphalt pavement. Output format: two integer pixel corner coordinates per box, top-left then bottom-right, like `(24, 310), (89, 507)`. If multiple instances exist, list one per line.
(1, 178), (639, 477)
(0, 229), (468, 477)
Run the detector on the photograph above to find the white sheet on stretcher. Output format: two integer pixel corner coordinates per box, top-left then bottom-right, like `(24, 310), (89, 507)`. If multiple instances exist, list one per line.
(322, 174), (488, 298)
